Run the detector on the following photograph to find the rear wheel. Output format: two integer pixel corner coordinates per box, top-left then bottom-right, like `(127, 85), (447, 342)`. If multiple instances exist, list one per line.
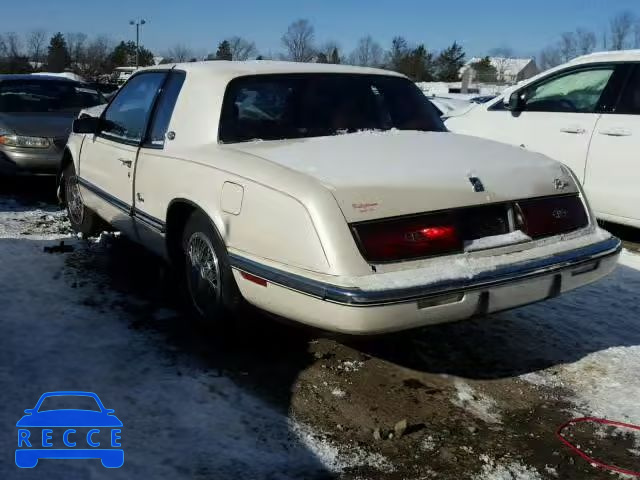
(181, 211), (241, 326)
(63, 163), (104, 237)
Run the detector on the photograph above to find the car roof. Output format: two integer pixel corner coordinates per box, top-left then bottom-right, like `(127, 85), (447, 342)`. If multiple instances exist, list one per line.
(0, 74), (79, 83)
(139, 60), (406, 79)
(568, 49), (640, 66)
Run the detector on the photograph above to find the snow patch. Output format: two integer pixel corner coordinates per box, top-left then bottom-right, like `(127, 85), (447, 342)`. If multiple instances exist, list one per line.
(291, 422), (394, 473)
(475, 457), (542, 480)
(521, 250), (640, 424)
(464, 231), (532, 252)
(452, 381), (502, 424)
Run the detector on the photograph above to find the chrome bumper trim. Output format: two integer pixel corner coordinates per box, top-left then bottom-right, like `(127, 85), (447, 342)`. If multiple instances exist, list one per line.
(229, 236), (621, 307)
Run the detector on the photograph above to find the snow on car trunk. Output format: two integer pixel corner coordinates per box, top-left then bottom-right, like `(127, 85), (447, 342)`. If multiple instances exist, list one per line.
(227, 130), (577, 223)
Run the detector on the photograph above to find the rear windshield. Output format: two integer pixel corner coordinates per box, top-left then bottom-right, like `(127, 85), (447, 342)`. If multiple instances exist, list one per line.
(219, 74), (446, 143)
(0, 80), (105, 113)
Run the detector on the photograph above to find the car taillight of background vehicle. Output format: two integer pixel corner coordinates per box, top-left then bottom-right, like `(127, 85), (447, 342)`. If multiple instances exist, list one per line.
(516, 195), (589, 239)
(352, 214), (463, 262)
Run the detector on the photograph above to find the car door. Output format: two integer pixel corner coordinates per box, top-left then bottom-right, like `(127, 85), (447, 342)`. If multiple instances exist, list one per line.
(584, 63), (640, 227)
(464, 65), (619, 183)
(132, 71), (186, 255)
(78, 71), (167, 234)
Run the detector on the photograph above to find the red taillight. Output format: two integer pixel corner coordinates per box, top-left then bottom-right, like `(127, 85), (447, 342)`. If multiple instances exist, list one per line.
(353, 215), (462, 263)
(517, 196), (588, 239)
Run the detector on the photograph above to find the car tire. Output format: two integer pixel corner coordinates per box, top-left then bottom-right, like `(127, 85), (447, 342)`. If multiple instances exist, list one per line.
(180, 210), (242, 327)
(63, 163), (105, 238)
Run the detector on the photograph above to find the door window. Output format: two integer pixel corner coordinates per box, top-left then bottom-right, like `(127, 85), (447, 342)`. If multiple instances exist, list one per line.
(101, 72), (166, 144)
(145, 71), (186, 147)
(615, 66), (640, 114)
(523, 68), (614, 113)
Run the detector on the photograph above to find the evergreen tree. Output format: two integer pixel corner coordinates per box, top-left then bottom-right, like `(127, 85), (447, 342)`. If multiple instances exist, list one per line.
(215, 40), (232, 60)
(108, 41), (154, 68)
(435, 41), (466, 81)
(471, 56), (498, 83)
(388, 36), (410, 71)
(46, 33), (71, 72)
(406, 44), (435, 81)
(330, 47), (340, 64)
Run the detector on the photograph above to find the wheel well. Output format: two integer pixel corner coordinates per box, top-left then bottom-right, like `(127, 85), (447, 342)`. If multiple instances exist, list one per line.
(57, 149), (74, 205)
(165, 201), (197, 264)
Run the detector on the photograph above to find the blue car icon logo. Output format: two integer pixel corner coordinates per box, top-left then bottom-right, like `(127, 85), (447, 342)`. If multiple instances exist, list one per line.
(15, 391), (123, 468)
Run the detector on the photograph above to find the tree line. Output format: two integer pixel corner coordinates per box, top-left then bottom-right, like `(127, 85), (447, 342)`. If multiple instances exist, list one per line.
(539, 10), (640, 70)
(1, 9), (638, 82)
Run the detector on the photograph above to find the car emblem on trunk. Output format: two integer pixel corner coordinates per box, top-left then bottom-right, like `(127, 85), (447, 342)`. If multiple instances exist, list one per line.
(468, 176), (485, 192)
(554, 178), (570, 190)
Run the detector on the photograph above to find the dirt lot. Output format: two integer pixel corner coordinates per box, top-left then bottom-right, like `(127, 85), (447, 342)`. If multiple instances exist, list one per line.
(1, 177), (640, 479)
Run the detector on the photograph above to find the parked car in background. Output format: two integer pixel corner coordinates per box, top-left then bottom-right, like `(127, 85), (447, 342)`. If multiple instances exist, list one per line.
(427, 96), (473, 118)
(446, 50), (640, 229)
(469, 95), (497, 104)
(0, 75), (105, 176)
(60, 61), (620, 334)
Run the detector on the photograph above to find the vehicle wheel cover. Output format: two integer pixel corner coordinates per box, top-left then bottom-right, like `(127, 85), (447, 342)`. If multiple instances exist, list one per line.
(66, 175), (84, 226)
(186, 232), (222, 316)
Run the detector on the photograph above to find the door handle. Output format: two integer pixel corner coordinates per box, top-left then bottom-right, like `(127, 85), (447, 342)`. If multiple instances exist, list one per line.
(560, 126), (586, 135)
(599, 128), (632, 137)
(118, 158), (133, 167)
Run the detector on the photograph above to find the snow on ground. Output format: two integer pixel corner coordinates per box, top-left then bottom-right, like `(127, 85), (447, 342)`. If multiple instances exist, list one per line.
(521, 250), (640, 424)
(452, 381), (502, 424)
(475, 455), (542, 480)
(0, 197), (387, 479)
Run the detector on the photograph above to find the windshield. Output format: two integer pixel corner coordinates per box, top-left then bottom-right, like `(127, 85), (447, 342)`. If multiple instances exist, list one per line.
(38, 395), (102, 412)
(219, 74), (446, 143)
(0, 80), (105, 113)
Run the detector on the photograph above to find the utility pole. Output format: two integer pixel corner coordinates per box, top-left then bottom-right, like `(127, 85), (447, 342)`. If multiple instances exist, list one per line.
(129, 19), (146, 68)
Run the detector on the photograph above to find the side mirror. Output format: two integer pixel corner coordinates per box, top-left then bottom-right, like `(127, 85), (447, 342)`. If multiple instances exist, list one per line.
(23, 409), (34, 414)
(105, 409), (115, 414)
(72, 116), (100, 134)
(506, 91), (525, 111)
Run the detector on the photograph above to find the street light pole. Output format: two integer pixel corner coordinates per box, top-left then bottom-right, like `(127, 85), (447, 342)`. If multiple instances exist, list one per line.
(129, 19), (146, 69)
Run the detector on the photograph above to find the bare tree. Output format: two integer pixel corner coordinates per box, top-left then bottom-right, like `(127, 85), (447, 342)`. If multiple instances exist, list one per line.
(538, 45), (562, 70)
(488, 47), (515, 83)
(575, 28), (596, 55)
(635, 22), (640, 48)
(226, 36), (257, 61)
(610, 11), (635, 50)
(281, 19), (315, 62)
(349, 35), (384, 67)
(167, 44), (192, 63)
(27, 29), (47, 66)
(66, 32), (87, 70)
(5, 32), (23, 59)
(83, 35), (112, 77)
(558, 32), (577, 62)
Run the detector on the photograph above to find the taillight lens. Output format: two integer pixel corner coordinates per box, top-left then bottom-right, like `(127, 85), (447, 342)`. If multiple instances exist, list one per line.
(353, 214), (463, 263)
(516, 195), (588, 239)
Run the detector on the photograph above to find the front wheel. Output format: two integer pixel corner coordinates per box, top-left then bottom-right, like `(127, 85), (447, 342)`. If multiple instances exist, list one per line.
(181, 211), (242, 326)
(63, 163), (104, 237)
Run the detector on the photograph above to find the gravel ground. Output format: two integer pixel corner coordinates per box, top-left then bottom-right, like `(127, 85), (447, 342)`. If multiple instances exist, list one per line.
(1, 177), (640, 479)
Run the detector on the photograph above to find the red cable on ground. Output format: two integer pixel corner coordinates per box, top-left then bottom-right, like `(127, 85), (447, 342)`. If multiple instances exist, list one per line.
(556, 417), (640, 477)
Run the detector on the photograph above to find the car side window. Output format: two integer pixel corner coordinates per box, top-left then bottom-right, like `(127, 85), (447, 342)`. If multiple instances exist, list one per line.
(522, 68), (614, 113)
(614, 66), (640, 114)
(101, 72), (166, 144)
(145, 71), (186, 148)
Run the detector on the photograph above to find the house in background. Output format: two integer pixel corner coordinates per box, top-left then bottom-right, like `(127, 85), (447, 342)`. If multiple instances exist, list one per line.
(461, 57), (539, 84)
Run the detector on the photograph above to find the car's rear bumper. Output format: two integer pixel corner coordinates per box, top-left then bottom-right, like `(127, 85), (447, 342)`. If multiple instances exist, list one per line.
(231, 235), (621, 334)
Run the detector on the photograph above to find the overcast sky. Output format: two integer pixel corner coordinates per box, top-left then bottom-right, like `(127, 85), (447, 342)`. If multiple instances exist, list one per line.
(6, 0), (640, 58)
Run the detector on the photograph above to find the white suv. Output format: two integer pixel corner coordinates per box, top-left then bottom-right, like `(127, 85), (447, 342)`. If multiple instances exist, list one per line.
(446, 50), (640, 229)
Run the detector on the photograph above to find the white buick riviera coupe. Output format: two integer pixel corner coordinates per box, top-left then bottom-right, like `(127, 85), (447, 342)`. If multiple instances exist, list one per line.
(59, 61), (621, 334)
